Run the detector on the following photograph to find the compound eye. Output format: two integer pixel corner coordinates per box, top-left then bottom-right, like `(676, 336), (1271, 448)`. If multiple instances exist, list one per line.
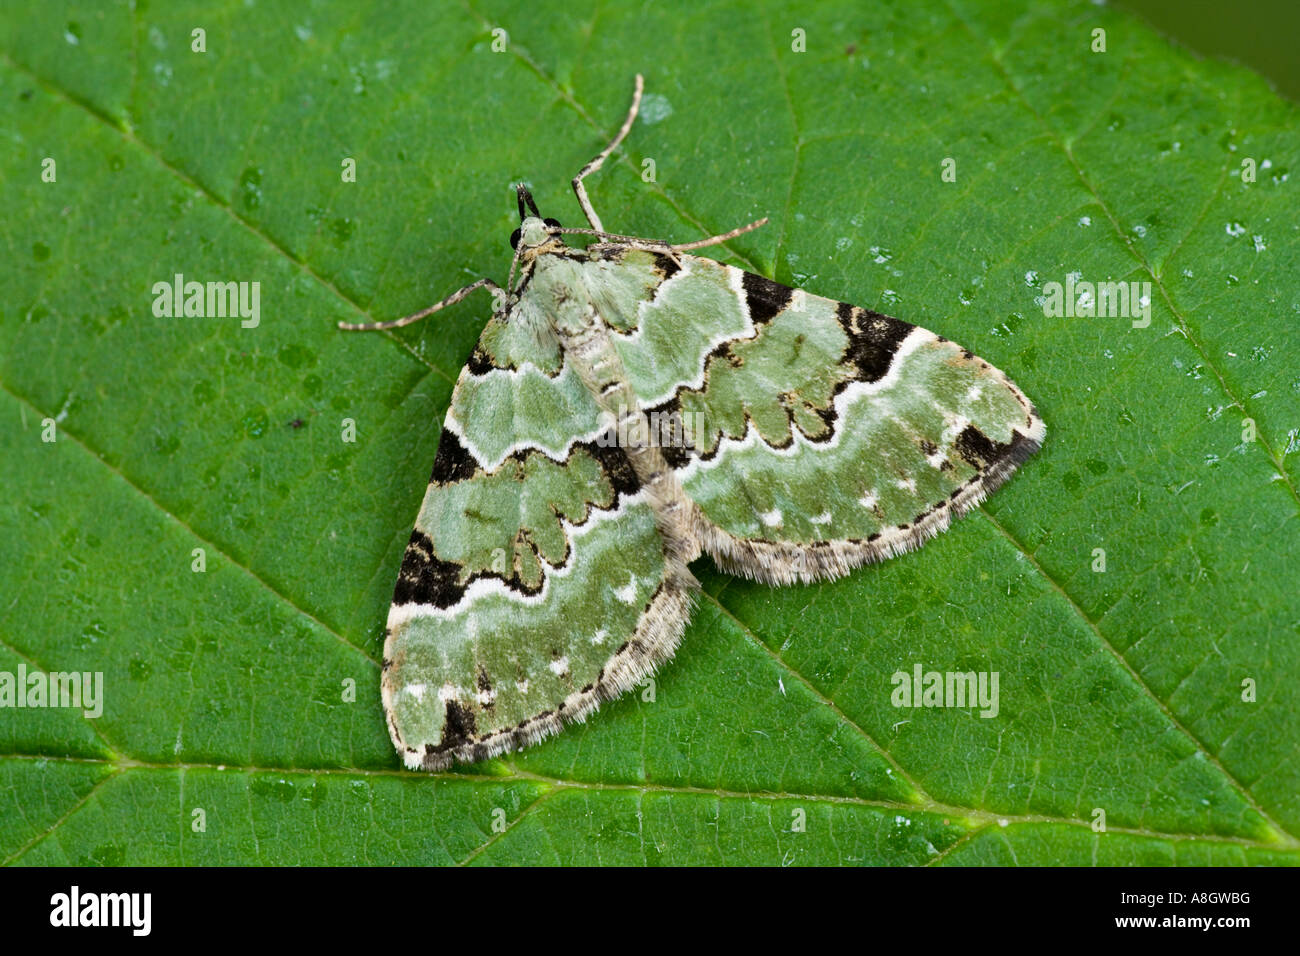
(543, 217), (562, 230)
(509, 227), (522, 250)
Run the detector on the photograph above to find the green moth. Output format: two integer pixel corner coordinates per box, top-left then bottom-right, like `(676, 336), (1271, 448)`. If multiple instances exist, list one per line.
(342, 76), (1045, 771)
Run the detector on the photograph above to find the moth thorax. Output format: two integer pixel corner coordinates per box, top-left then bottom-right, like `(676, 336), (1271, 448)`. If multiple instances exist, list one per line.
(554, 309), (602, 341)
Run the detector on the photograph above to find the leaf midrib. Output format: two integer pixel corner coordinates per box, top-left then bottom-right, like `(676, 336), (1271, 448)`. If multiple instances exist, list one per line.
(0, 752), (1291, 866)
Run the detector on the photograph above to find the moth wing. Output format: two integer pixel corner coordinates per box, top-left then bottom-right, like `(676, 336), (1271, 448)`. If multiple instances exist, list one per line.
(383, 312), (693, 770)
(602, 252), (1044, 584)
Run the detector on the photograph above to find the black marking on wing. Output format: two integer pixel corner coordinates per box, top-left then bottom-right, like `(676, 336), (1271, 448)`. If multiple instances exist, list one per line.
(466, 349), (495, 376)
(435, 699), (477, 752)
(584, 433), (643, 498)
(742, 271), (794, 324)
(393, 529), (464, 607)
(475, 667), (494, 710)
(658, 442), (693, 470)
(430, 428), (478, 484)
(954, 424), (1031, 470)
(652, 252), (681, 281)
(836, 302), (914, 382)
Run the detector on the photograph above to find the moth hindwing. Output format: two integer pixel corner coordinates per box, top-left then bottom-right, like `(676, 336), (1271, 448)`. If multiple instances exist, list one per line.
(345, 76), (1044, 771)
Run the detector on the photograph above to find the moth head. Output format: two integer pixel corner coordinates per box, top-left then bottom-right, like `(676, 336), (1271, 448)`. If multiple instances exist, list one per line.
(510, 216), (563, 251)
(511, 184), (562, 251)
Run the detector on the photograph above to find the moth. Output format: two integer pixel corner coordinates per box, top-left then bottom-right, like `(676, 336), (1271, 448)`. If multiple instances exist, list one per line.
(342, 76), (1044, 771)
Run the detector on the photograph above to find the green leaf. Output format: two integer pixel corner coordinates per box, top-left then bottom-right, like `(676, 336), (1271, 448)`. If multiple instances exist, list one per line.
(2, 0), (1297, 866)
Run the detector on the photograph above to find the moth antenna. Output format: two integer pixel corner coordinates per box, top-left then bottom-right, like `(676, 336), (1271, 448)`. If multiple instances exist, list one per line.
(556, 217), (769, 255)
(556, 226), (671, 245)
(671, 217), (769, 252)
(337, 277), (504, 330)
(515, 182), (542, 220)
(572, 73), (644, 232)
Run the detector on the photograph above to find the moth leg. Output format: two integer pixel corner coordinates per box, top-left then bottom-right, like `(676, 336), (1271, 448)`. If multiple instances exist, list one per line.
(337, 277), (504, 331)
(572, 73), (643, 233)
(671, 217), (769, 252)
